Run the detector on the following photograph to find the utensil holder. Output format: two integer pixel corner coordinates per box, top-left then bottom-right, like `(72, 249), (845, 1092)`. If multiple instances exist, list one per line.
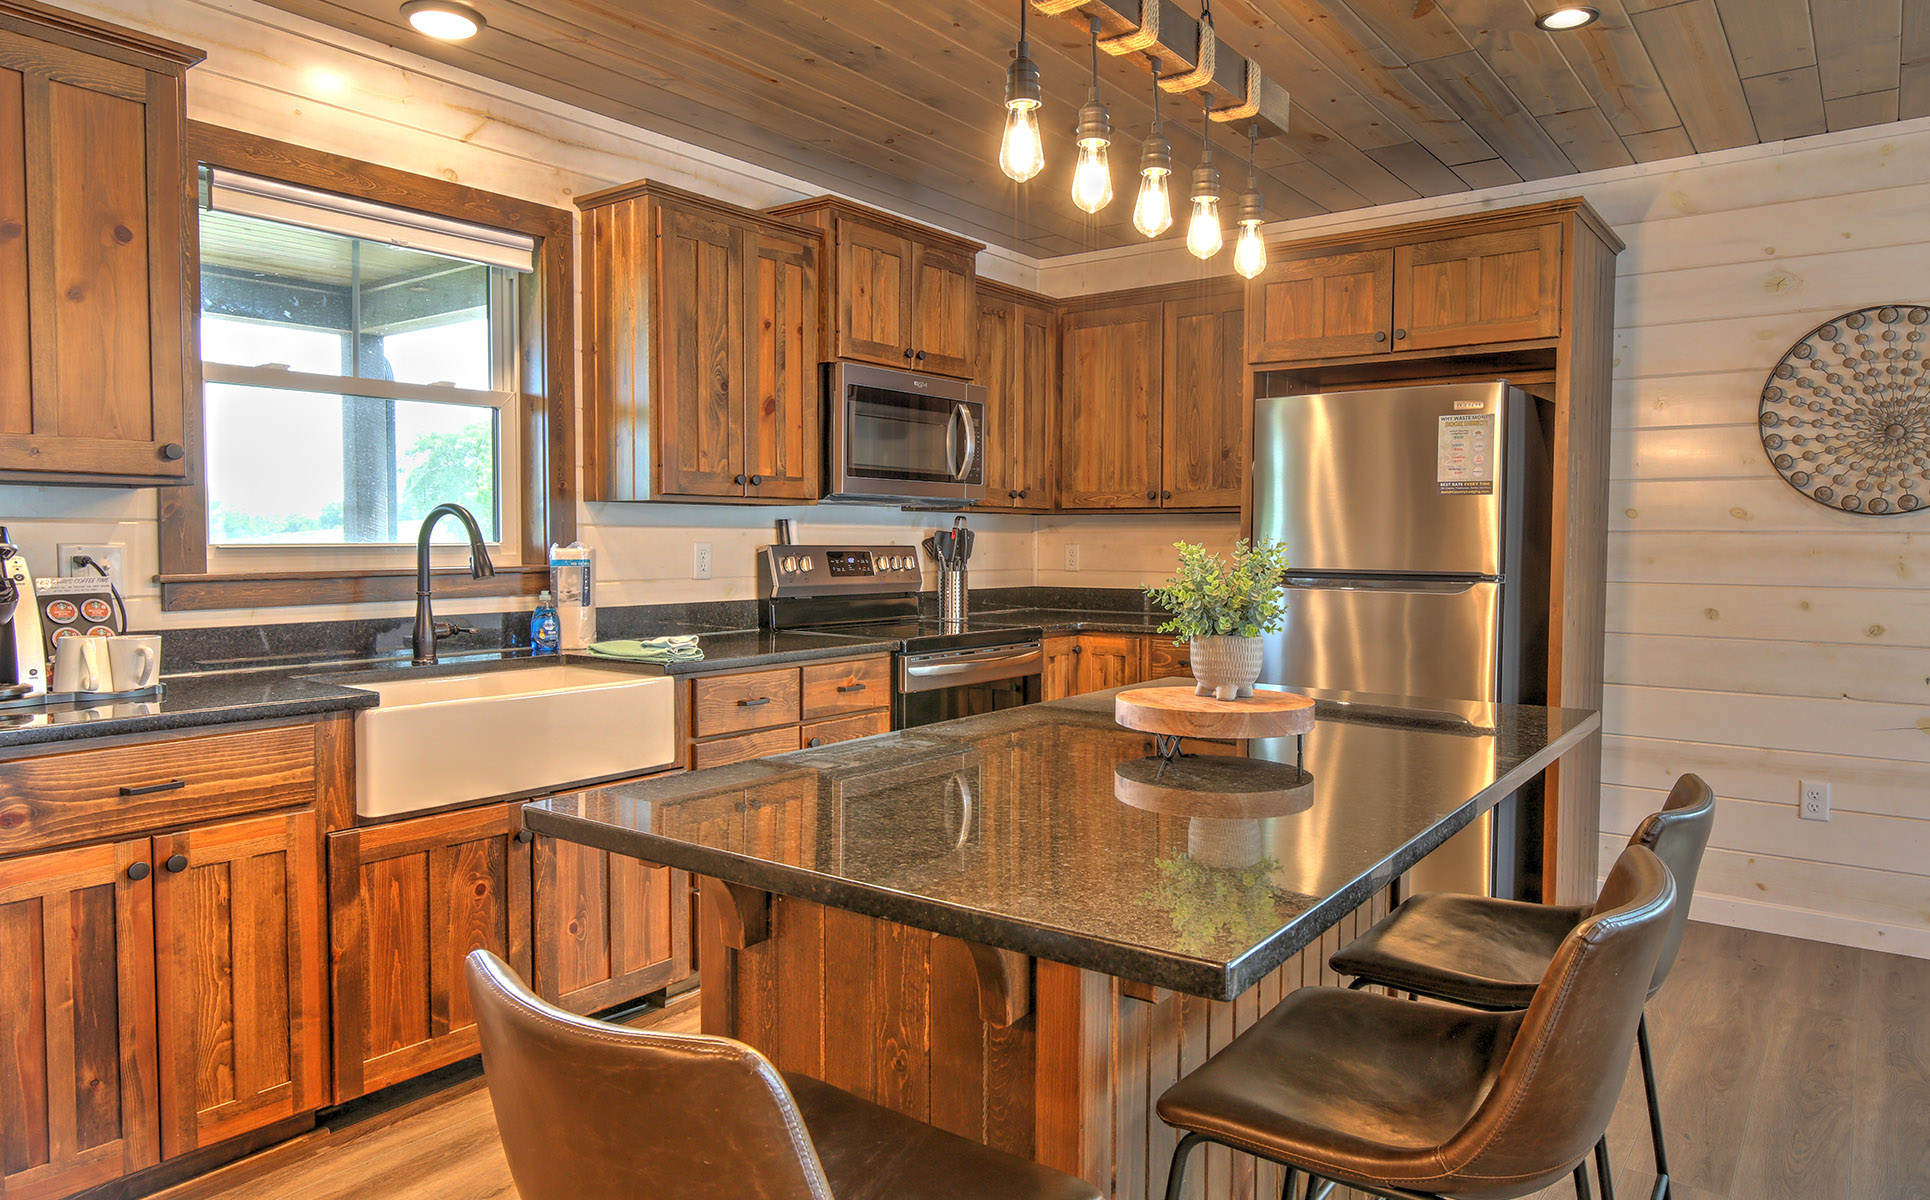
(939, 567), (968, 624)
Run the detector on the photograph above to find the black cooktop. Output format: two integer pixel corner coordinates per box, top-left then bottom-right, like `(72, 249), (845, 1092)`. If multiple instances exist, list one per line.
(795, 617), (1044, 655)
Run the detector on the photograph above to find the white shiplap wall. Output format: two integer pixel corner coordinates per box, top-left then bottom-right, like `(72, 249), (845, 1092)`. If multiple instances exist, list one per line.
(4, 0), (1927, 955)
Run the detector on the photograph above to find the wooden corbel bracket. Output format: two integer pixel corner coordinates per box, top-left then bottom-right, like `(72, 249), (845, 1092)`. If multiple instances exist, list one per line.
(702, 877), (771, 949)
(952, 938), (1034, 1027)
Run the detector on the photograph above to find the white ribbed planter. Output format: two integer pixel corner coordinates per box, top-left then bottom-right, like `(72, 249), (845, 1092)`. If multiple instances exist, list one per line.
(1189, 635), (1263, 700)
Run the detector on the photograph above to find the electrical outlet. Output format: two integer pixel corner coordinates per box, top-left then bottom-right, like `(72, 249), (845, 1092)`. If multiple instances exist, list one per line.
(1799, 780), (1830, 822)
(692, 542), (712, 580)
(1064, 543), (1081, 572)
(58, 543), (127, 589)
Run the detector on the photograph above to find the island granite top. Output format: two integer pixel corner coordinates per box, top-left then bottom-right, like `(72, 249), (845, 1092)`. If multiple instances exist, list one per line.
(525, 685), (1601, 1000)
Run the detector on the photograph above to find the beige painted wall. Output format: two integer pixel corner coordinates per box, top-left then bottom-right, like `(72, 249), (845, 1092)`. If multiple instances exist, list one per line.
(6, 0), (1928, 957)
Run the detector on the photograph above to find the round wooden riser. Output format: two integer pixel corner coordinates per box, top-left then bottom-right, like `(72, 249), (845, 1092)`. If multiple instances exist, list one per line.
(1114, 686), (1315, 741)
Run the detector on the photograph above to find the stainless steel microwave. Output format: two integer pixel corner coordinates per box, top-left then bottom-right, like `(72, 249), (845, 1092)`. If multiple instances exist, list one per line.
(825, 361), (986, 504)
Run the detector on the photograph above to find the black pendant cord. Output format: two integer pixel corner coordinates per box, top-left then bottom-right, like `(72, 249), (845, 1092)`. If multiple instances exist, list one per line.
(1247, 122), (1259, 188)
(1150, 58), (1163, 132)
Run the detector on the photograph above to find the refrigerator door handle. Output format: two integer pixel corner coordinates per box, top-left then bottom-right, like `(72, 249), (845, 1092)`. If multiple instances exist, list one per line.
(1282, 576), (1489, 594)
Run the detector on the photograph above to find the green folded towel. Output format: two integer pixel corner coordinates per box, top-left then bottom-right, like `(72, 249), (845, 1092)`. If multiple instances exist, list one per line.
(585, 636), (705, 664)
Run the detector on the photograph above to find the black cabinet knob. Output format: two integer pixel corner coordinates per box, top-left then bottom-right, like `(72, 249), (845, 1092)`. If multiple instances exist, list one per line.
(749, 474), (763, 486)
(1018, 489), (1028, 499)
(807, 736), (824, 747)
(516, 830), (534, 844)
(1373, 331), (1387, 343)
(904, 348), (915, 359)
(1008, 489), (1019, 499)
(733, 473), (746, 485)
(1394, 328), (1407, 339)
(1162, 490), (1172, 500)
(160, 442), (185, 461)
(915, 350), (926, 361)
(127, 861), (151, 881)
(1146, 490), (1158, 501)
(164, 853), (187, 873)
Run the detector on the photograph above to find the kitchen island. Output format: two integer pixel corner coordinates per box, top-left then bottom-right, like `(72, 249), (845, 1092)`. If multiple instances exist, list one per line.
(525, 685), (1599, 1200)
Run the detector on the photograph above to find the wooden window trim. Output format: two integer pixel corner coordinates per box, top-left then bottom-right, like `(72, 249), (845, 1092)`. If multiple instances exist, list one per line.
(157, 123), (576, 612)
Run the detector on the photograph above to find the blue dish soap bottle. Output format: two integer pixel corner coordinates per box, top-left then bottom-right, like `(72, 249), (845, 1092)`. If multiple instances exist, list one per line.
(531, 590), (560, 656)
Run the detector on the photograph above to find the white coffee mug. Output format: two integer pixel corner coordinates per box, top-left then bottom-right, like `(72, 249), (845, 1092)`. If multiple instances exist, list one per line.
(51, 636), (110, 694)
(106, 635), (161, 692)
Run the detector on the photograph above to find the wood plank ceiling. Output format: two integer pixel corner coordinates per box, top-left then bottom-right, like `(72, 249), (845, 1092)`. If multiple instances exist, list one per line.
(252, 0), (1926, 256)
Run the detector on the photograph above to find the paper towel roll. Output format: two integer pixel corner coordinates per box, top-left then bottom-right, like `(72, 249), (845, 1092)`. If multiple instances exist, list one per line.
(549, 543), (595, 649)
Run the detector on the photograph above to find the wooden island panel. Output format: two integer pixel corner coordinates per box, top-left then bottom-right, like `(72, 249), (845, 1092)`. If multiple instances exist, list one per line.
(697, 881), (1392, 1199)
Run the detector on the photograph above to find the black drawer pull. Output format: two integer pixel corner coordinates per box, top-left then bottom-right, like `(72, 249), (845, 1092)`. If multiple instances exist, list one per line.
(127, 862), (151, 881)
(164, 854), (188, 873)
(121, 779), (185, 797)
(835, 683), (867, 693)
(737, 696), (772, 708)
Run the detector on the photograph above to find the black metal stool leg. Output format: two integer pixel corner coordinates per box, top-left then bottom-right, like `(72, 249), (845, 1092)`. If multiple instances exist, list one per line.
(1637, 1012), (1670, 1199)
(1596, 1136), (1616, 1200)
(1305, 1177), (1336, 1200)
(1574, 1161), (1594, 1200)
(1164, 1132), (1206, 1200)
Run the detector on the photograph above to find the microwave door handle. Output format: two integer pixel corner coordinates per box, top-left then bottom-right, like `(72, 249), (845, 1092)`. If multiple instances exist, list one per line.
(953, 403), (978, 481)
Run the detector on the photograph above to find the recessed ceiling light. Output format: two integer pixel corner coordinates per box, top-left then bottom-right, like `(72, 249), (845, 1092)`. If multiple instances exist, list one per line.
(401, 1), (484, 40)
(1535, 6), (1600, 29)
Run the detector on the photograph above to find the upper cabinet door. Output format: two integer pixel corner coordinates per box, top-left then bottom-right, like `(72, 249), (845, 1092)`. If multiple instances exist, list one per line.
(0, 24), (194, 482)
(152, 810), (327, 1158)
(1161, 292), (1245, 508)
(0, 838), (160, 1198)
(1059, 302), (1162, 509)
(1247, 247), (1393, 362)
(909, 243), (975, 378)
(973, 292), (1017, 508)
(1012, 301), (1055, 507)
(654, 203), (746, 498)
(834, 217), (914, 367)
(744, 226), (820, 501)
(1393, 225), (1561, 351)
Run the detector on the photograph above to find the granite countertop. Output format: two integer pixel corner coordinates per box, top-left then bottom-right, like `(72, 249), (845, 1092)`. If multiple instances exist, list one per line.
(526, 685), (1602, 1001)
(0, 627), (898, 750)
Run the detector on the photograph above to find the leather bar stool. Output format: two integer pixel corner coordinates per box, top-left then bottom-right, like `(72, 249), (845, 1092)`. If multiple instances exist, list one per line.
(1157, 844), (1677, 1200)
(1329, 774), (1715, 1200)
(464, 951), (1101, 1200)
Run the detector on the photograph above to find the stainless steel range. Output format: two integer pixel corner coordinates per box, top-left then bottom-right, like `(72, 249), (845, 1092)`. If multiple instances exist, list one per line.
(756, 544), (1043, 728)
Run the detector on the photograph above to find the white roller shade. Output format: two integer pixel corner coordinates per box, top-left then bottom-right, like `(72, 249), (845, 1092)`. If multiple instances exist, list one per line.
(208, 169), (536, 273)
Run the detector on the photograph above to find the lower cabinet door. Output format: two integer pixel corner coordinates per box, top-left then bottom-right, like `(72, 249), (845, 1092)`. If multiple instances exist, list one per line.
(1077, 634), (1144, 693)
(0, 839), (159, 1199)
(1042, 636), (1082, 700)
(532, 836), (691, 1015)
(152, 810), (328, 1157)
(326, 804), (531, 1102)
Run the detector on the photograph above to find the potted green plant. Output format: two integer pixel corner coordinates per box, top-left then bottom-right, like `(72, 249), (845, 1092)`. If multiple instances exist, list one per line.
(1143, 539), (1291, 700)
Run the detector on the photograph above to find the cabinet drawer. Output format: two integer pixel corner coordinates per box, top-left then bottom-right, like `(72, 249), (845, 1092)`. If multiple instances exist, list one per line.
(691, 668), (802, 736)
(802, 710), (890, 748)
(0, 723), (319, 856)
(801, 657), (890, 720)
(693, 725), (802, 769)
(1144, 637), (1192, 680)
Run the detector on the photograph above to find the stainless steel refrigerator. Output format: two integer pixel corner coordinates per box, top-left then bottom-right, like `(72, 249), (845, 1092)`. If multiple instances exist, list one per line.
(1251, 380), (1551, 899)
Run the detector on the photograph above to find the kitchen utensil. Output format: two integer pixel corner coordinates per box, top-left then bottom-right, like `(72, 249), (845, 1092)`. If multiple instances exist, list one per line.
(106, 634), (161, 692)
(51, 635), (108, 694)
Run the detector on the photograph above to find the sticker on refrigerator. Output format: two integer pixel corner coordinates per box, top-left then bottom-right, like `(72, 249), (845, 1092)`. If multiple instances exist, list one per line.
(1438, 414), (1496, 494)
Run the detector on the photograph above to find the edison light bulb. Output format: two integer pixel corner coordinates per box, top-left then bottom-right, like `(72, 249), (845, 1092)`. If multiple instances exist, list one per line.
(1234, 222), (1267, 278)
(1072, 142), (1112, 213)
(1187, 195), (1222, 259)
(1132, 171), (1171, 236)
(1000, 104), (1044, 183)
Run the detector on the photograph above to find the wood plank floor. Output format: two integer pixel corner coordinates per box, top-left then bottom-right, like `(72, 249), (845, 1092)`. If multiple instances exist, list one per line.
(163, 925), (1930, 1200)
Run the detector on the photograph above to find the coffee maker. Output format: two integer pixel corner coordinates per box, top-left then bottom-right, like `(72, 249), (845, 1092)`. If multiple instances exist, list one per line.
(0, 528), (47, 705)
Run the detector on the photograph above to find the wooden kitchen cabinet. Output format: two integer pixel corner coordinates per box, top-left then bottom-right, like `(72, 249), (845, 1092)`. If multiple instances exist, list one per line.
(767, 196), (981, 379)
(976, 283), (1055, 510)
(1143, 635), (1192, 681)
(578, 181), (821, 502)
(151, 809), (328, 1158)
(1042, 635), (1082, 701)
(0, 838), (158, 1199)
(1060, 285), (1244, 511)
(326, 804), (531, 1102)
(1247, 221), (1562, 362)
(532, 836), (690, 1015)
(0, 3), (201, 484)
(684, 656), (892, 769)
(1076, 634), (1143, 693)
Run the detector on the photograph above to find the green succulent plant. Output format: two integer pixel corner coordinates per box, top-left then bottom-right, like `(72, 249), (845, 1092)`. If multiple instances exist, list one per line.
(1143, 539), (1292, 642)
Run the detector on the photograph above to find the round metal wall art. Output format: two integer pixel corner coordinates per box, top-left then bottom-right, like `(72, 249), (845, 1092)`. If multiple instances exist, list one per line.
(1759, 304), (1930, 515)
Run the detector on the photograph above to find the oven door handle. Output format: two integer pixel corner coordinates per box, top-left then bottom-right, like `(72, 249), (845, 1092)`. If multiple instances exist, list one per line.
(900, 644), (1043, 692)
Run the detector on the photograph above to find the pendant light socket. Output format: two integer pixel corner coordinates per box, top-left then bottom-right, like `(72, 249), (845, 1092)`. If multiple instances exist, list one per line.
(1005, 44), (1042, 111)
(1140, 131), (1173, 177)
(1075, 95), (1111, 147)
(1191, 159), (1221, 202)
(1236, 186), (1264, 226)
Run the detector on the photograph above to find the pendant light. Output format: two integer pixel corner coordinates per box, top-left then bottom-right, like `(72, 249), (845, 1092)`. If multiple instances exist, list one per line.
(1132, 60), (1174, 237)
(1185, 95), (1223, 259)
(999, 0), (1044, 183)
(1070, 17), (1113, 213)
(1233, 124), (1267, 278)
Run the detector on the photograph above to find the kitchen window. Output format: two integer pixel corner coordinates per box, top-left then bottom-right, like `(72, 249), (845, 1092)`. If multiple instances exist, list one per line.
(158, 124), (576, 611)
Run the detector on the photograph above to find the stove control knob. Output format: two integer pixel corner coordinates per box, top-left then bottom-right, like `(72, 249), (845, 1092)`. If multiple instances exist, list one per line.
(781, 556), (797, 573)
(888, 555), (903, 570)
(801, 556), (815, 572)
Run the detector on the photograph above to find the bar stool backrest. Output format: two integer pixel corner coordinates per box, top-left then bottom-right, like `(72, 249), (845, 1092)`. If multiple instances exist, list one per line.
(1617, 772), (1715, 996)
(1438, 846), (1676, 1194)
(464, 949), (834, 1200)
